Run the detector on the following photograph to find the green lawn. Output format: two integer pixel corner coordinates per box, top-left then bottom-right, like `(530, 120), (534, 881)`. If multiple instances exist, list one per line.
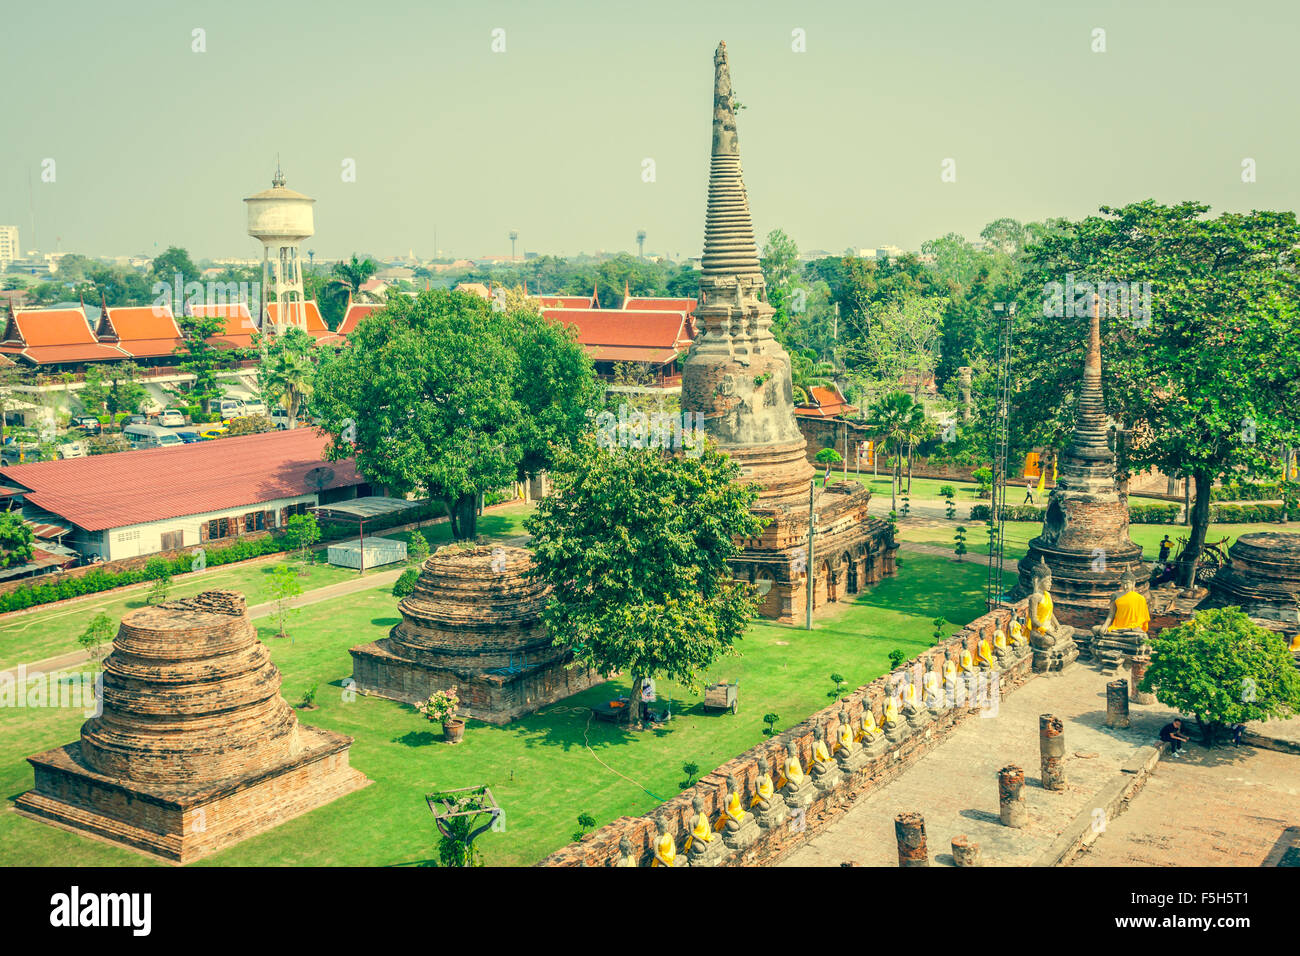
(0, 504), (534, 672)
(0, 550), (1011, 867)
(898, 517), (1288, 563)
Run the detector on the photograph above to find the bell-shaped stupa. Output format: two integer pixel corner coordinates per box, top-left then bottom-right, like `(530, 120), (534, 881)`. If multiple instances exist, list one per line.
(18, 591), (367, 863)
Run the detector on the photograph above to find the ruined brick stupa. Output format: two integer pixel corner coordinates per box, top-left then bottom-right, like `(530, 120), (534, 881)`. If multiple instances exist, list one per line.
(680, 42), (896, 623)
(1017, 299), (1145, 629)
(1205, 532), (1300, 635)
(350, 546), (603, 722)
(17, 591), (367, 863)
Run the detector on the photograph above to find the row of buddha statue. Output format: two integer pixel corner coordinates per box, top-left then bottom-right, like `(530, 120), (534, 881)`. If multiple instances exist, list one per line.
(634, 625), (1030, 866)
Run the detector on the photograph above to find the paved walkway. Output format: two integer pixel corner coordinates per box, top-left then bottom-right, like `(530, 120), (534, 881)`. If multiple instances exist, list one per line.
(1070, 744), (1300, 866)
(0, 566), (405, 680)
(780, 663), (1180, 867)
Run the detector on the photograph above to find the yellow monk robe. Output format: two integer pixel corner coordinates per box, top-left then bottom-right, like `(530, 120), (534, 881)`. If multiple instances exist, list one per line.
(652, 831), (677, 867)
(1010, 619), (1025, 643)
(959, 648), (975, 672)
(994, 631), (1008, 653)
(684, 810), (712, 850)
(943, 660), (958, 683)
(1029, 590), (1054, 631)
(858, 710), (882, 741)
(883, 699), (900, 727)
(784, 754), (805, 787)
(976, 640), (995, 667)
(725, 790), (747, 824)
(751, 774), (775, 808)
(810, 737), (832, 770)
(1110, 590), (1150, 632)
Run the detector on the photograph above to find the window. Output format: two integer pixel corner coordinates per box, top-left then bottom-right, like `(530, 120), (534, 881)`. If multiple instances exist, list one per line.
(208, 518), (231, 540)
(160, 530), (183, 551)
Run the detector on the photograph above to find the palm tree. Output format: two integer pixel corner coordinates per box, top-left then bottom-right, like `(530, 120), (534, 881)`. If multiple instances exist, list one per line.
(262, 348), (315, 429)
(864, 391), (925, 512)
(790, 348), (835, 404)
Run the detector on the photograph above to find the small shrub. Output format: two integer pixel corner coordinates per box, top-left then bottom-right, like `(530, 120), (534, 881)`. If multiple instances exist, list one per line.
(763, 712), (780, 737)
(393, 567), (420, 597)
(888, 649), (907, 670)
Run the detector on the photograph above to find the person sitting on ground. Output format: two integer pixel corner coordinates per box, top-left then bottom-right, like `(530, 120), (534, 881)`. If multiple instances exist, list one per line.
(1159, 718), (1190, 756)
(1229, 722), (1247, 746)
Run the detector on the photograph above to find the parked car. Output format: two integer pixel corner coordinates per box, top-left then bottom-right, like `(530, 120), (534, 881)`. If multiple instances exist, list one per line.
(156, 409), (186, 428)
(216, 399), (247, 419)
(270, 408), (298, 430)
(71, 416), (102, 432)
(123, 415), (149, 427)
(123, 424), (183, 449)
(241, 399), (267, 416)
(175, 430), (206, 444)
(198, 424), (228, 440)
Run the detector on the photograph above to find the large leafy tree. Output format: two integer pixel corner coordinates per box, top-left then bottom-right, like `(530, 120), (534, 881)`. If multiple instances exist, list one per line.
(863, 391), (925, 511)
(256, 327), (316, 428)
(1141, 607), (1300, 745)
(102, 361), (148, 427)
(0, 512), (34, 569)
(1014, 201), (1300, 585)
(313, 289), (597, 540)
(172, 313), (237, 417)
(525, 436), (767, 727)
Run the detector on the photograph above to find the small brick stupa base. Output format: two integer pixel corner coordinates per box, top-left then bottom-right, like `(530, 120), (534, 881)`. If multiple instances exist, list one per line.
(1204, 532), (1300, 643)
(350, 546), (604, 723)
(16, 591), (367, 864)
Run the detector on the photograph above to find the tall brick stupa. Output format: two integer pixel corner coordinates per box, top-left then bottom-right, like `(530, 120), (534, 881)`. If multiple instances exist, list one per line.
(1016, 298), (1146, 628)
(17, 591), (367, 863)
(680, 42), (896, 624)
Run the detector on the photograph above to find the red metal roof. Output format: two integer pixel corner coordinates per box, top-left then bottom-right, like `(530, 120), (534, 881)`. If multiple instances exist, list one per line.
(541, 308), (692, 350)
(0, 429), (363, 532)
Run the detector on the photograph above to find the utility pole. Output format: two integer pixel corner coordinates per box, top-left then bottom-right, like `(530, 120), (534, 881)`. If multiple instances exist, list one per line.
(986, 301), (1015, 610)
(805, 480), (816, 631)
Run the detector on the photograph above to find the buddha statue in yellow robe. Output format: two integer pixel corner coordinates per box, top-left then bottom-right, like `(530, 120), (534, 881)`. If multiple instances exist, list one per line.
(976, 639), (996, 670)
(752, 757), (776, 810)
(859, 708), (883, 742)
(959, 648), (976, 674)
(923, 669), (944, 709)
(809, 724), (834, 776)
(615, 835), (638, 867)
(684, 796), (713, 855)
(901, 681), (932, 728)
(784, 741), (806, 788)
(651, 816), (677, 867)
(836, 710), (856, 754)
(722, 774), (748, 829)
(1026, 561), (1079, 670)
(993, 629), (1015, 667)
(1093, 571), (1150, 636)
(882, 698), (902, 732)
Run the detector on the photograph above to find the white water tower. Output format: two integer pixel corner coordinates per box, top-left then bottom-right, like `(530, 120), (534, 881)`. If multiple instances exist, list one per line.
(244, 163), (315, 333)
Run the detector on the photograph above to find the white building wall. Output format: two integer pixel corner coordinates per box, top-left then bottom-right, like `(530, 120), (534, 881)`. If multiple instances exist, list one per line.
(0, 226), (18, 264)
(80, 494), (319, 561)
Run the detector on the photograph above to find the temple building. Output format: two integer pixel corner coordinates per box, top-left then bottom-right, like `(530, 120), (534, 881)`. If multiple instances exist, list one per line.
(0, 303), (128, 369)
(190, 301), (259, 350)
(1016, 298), (1146, 628)
(349, 545), (604, 722)
(94, 300), (187, 365)
(17, 590), (368, 863)
(541, 306), (692, 387)
(338, 298), (384, 338)
(679, 42), (896, 623)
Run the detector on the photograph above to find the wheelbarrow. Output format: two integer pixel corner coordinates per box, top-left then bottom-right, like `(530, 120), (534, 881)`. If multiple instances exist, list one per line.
(703, 680), (739, 715)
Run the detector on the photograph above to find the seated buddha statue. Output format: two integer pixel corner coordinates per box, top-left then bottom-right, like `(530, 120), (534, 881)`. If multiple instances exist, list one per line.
(882, 697), (908, 742)
(1026, 561), (1079, 670)
(685, 796), (714, 858)
(783, 740), (807, 788)
(752, 758), (776, 810)
(901, 681), (932, 729)
(858, 707), (884, 744)
(835, 710), (858, 757)
(809, 724), (835, 777)
(922, 669), (945, 711)
(651, 815), (678, 868)
(722, 774), (748, 831)
(615, 835), (638, 867)
(959, 648), (977, 675)
(976, 638), (996, 671)
(993, 629), (1016, 667)
(1091, 572), (1149, 640)
(1010, 618), (1029, 657)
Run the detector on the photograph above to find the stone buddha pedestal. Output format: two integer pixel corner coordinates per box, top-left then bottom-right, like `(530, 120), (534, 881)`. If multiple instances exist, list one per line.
(781, 743), (817, 811)
(882, 699), (910, 746)
(684, 796), (728, 867)
(856, 710), (887, 759)
(1089, 572), (1151, 669)
(901, 683), (933, 732)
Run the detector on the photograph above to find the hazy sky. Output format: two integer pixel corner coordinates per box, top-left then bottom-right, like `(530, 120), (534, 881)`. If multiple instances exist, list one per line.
(4, 0), (1298, 262)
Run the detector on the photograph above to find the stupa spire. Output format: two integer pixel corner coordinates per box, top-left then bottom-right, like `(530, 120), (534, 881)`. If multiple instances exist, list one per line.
(702, 41), (762, 279)
(1064, 293), (1115, 469)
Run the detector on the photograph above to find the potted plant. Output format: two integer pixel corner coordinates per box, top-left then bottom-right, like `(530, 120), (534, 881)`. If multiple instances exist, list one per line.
(417, 687), (464, 743)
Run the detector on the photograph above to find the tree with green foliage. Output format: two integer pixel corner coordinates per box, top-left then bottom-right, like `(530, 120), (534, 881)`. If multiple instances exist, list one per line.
(314, 289), (598, 541)
(171, 313), (237, 418)
(863, 391), (925, 512)
(149, 246), (199, 288)
(525, 435), (767, 727)
(144, 556), (172, 604)
(393, 567), (420, 597)
(98, 362), (148, 429)
(257, 327), (316, 429)
(1015, 200), (1300, 586)
(1140, 607), (1300, 746)
(407, 530), (429, 563)
(267, 564), (302, 639)
(284, 513), (321, 562)
(0, 512), (34, 570)
(953, 525), (968, 562)
(77, 612), (116, 669)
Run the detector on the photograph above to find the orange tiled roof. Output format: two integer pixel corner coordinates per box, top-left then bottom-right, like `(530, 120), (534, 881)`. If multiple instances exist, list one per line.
(541, 308), (692, 352)
(190, 302), (257, 349)
(338, 302), (383, 336)
(1, 307), (127, 365)
(97, 304), (186, 359)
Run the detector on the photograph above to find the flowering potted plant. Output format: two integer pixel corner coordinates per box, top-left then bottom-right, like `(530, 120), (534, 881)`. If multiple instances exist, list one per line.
(417, 688), (464, 743)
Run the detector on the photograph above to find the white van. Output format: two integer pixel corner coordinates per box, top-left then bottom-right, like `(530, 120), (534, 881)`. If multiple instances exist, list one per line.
(123, 424), (183, 449)
(217, 398), (247, 420)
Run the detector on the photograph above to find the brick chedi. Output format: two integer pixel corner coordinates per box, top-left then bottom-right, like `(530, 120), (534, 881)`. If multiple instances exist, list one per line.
(349, 546), (603, 722)
(1205, 532), (1300, 631)
(1017, 298), (1145, 629)
(17, 591), (367, 864)
(680, 42), (896, 624)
